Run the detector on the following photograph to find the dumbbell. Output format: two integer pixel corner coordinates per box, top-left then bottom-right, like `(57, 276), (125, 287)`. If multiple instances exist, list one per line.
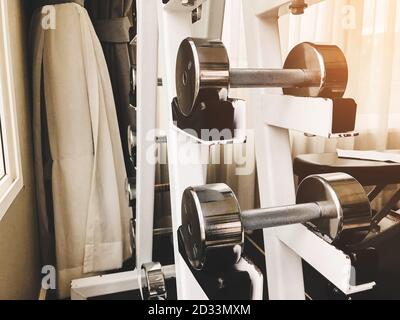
(176, 38), (348, 117)
(140, 262), (173, 300)
(180, 173), (371, 271)
(141, 262), (167, 300)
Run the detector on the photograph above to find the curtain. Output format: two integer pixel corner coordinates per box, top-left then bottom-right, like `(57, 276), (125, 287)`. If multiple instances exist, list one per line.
(222, 0), (400, 209)
(32, 2), (131, 298)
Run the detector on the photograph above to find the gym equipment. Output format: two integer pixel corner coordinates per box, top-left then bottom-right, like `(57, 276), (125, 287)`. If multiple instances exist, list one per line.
(180, 173), (371, 271)
(73, 0), (373, 301)
(155, 0), (376, 299)
(70, 262), (175, 300)
(141, 262), (168, 300)
(176, 38), (348, 117)
(294, 153), (400, 299)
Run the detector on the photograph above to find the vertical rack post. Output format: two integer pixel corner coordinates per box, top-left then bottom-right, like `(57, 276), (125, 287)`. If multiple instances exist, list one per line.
(135, 0), (159, 269)
(157, 0), (211, 299)
(242, 0), (305, 300)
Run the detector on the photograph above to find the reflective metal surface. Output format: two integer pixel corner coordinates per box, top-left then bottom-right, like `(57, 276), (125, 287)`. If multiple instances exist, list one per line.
(181, 174), (371, 272)
(297, 173), (371, 245)
(127, 125), (136, 158)
(176, 38), (230, 117)
(175, 39), (349, 117)
(230, 68), (321, 88)
(141, 262), (167, 300)
(241, 202), (330, 231)
(181, 183), (243, 271)
(283, 42), (348, 98)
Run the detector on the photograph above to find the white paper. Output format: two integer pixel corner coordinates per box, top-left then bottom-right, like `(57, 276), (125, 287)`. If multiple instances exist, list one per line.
(337, 149), (400, 163)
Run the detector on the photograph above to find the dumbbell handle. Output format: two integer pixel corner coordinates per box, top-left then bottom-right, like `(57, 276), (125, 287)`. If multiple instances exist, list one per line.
(229, 68), (322, 89)
(241, 201), (337, 231)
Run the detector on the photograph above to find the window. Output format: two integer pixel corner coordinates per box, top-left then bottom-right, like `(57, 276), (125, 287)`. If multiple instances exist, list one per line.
(0, 0), (23, 220)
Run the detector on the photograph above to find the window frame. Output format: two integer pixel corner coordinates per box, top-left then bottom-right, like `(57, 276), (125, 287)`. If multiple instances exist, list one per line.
(0, 0), (23, 221)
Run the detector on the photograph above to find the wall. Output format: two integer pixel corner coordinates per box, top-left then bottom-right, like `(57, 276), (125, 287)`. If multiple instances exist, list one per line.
(0, 0), (41, 300)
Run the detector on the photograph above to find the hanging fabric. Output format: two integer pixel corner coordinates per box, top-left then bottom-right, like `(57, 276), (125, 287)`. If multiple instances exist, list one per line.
(32, 2), (132, 298)
(85, 0), (137, 179)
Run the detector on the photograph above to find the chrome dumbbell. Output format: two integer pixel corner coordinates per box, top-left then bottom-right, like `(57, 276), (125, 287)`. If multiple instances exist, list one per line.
(176, 38), (348, 116)
(180, 173), (371, 271)
(141, 262), (170, 300)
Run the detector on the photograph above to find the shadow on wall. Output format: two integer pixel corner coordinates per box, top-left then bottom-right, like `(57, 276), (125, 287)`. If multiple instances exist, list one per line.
(0, 0), (42, 300)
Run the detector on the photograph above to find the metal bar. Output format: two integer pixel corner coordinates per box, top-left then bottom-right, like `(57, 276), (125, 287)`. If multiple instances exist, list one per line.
(368, 184), (386, 202)
(70, 265), (176, 300)
(230, 68), (321, 88)
(241, 202), (332, 231)
(160, 264), (176, 279)
(154, 227), (173, 236)
(130, 183), (170, 201)
(372, 188), (400, 226)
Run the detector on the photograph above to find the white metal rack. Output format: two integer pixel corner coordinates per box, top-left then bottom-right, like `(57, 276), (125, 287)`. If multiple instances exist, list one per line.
(242, 0), (375, 299)
(71, 0), (376, 300)
(157, 0), (258, 299)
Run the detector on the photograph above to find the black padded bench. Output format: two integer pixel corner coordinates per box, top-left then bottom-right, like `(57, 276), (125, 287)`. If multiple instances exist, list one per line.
(294, 152), (400, 186)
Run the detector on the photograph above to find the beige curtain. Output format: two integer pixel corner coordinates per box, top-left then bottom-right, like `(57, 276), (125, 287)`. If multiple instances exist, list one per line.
(220, 0), (400, 209)
(32, 3), (131, 298)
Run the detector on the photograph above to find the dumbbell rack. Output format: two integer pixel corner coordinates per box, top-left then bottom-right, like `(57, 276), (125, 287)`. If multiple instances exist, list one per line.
(242, 0), (375, 299)
(71, 0), (376, 300)
(157, 0), (264, 299)
(158, 0), (376, 300)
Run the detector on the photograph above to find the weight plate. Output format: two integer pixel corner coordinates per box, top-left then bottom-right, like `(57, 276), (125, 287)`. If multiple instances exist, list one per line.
(176, 38), (230, 117)
(181, 183), (243, 271)
(283, 42), (348, 98)
(297, 173), (371, 245)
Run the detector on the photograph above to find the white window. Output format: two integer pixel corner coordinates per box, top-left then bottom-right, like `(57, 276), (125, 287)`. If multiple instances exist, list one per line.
(0, 0), (23, 220)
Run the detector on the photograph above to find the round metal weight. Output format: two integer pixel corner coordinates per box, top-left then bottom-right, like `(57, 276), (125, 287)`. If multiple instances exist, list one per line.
(296, 173), (371, 245)
(181, 184), (244, 271)
(283, 42), (348, 98)
(127, 125), (136, 159)
(141, 262), (167, 300)
(176, 38), (230, 117)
